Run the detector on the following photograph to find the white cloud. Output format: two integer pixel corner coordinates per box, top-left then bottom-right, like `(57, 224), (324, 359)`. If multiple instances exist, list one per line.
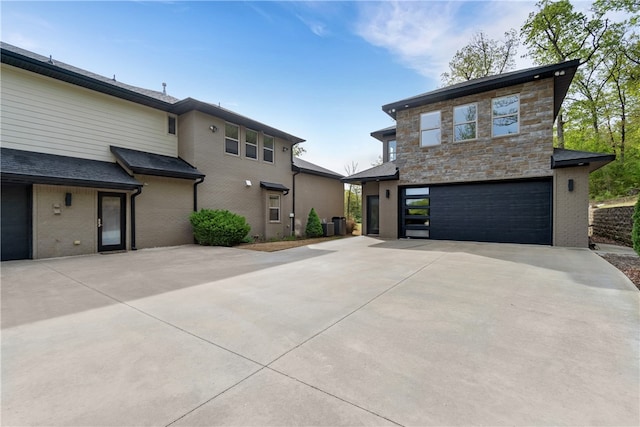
(355, 0), (538, 83)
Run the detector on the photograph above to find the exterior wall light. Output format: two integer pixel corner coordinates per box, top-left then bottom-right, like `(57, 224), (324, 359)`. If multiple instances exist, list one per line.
(209, 125), (217, 133)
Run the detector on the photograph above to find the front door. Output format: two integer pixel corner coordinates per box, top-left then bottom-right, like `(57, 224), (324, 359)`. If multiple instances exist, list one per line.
(98, 192), (126, 252)
(1, 183), (32, 260)
(366, 195), (380, 235)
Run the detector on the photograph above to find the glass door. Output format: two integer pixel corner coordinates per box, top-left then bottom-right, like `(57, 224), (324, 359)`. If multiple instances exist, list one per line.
(366, 195), (380, 235)
(98, 192), (126, 252)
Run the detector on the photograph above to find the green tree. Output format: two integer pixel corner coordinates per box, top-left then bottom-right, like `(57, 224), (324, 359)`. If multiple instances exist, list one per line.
(441, 30), (519, 85)
(305, 208), (324, 238)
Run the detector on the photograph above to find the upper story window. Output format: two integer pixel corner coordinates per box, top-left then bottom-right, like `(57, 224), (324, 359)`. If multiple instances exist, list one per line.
(263, 135), (274, 163)
(245, 129), (258, 160)
(388, 139), (397, 162)
(453, 104), (477, 141)
(225, 123), (239, 155)
(492, 94), (520, 136)
(420, 111), (441, 147)
(167, 115), (176, 135)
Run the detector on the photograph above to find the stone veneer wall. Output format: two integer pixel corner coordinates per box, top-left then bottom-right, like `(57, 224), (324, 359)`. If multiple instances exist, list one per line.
(396, 79), (554, 185)
(592, 206), (634, 246)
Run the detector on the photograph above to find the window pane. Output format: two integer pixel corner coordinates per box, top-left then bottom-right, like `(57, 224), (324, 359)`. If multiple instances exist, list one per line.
(493, 116), (519, 136)
(388, 140), (396, 162)
(405, 208), (429, 216)
(407, 198), (429, 207)
(225, 139), (238, 155)
(269, 196), (279, 208)
(246, 144), (257, 159)
(405, 217), (430, 226)
(269, 209), (279, 221)
(420, 111), (440, 130)
(225, 123), (238, 140)
(492, 95), (519, 116)
(421, 129), (441, 146)
(454, 104), (476, 124)
(406, 229), (429, 238)
(454, 123), (477, 141)
(405, 187), (429, 196)
(246, 129), (258, 144)
(264, 150), (273, 163)
(168, 116), (176, 135)
(264, 135), (274, 149)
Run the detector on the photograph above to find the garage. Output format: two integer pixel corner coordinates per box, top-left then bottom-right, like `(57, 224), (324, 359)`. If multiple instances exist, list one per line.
(400, 179), (553, 245)
(1, 183), (32, 260)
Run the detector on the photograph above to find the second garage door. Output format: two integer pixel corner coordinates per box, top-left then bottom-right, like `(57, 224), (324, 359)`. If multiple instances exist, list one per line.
(400, 179), (553, 245)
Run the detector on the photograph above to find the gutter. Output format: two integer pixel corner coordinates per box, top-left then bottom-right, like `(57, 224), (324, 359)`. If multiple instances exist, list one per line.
(130, 186), (143, 250)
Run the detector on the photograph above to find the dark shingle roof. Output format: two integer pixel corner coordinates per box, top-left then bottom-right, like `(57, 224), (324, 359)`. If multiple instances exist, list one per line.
(383, 59), (580, 120)
(260, 181), (290, 195)
(292, 157), (343, 179)
(1, 147), (141, 190)
(370, 126), (397, 142)
(110, 146), (204, 180)
(342, 162), (398, 184)
(551, 148), (615, 172)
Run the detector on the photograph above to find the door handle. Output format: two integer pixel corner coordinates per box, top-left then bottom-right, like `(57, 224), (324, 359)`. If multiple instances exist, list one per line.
(97, 218), (102, 228)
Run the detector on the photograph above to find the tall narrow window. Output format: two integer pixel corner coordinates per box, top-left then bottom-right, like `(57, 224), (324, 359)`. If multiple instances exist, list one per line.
(453, 104), (477, 141)
(420, 111), (441, 147)
(263, 135), (274, 163)
(225, 123), (239, 155)
(168, 116), (176, 135)
(492, 94), (519, 136)
(388, 139), (397, 162)
(245, 129), (258, 159)
(269, 195), (280, 222)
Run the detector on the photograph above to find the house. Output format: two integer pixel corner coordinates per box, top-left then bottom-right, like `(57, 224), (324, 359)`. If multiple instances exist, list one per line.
(344, 60), (615, 247)
(292, 157), (344, 236)
(1, 42), (343, 260)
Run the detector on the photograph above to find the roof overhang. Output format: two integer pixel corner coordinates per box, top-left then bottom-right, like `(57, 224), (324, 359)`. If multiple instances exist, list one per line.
(110, 146), (204, 180)
(551, 148), (616, 172)
(383, 59), (580, 120)
(370, 126), (397, 142)
(260, 181), (290, 195)
(342, 163), (399, 184)
(1, 148), (142, 190)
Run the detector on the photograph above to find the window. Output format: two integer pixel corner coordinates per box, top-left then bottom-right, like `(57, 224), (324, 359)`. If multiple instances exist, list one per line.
(168, 116), (176, 135)
(268, 195), (280, 222)
(492, 94), (519, 136)
(453, 104), (477, 141)
(420, 111), (441, 147)
(225, 123), (239, 155)
(388, 139), (397, 162)
(245, 129), (258, 160)
(263, 135), (274, 163)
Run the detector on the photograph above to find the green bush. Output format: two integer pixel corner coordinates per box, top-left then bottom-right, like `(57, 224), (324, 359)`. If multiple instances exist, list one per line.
(189, 209), (250, 247)
(305, 208), (324, 238)
(633, 195), (640, 256)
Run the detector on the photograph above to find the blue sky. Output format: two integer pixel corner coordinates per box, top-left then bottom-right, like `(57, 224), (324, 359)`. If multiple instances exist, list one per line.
(2, 0), (552, 174)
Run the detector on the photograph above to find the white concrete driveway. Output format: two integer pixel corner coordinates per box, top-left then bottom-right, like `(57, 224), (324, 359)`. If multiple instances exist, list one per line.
(2, 237), (638, 426)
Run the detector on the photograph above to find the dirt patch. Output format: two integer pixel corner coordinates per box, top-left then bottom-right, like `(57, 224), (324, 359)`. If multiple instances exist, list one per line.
(599, 253), (640, 290)
(237, 235), (351, 252)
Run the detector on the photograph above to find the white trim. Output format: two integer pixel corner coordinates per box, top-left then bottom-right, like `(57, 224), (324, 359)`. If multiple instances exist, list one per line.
(263, 134), (275, 164)
(244, 128), (258, 161)
(224, 122), (240, 157)
(268, 194), (281, 223)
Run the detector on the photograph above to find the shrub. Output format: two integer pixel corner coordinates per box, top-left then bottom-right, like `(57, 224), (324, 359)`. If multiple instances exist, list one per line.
(189, 209), (250, 247)
(633, 195), (640, 256)
(305, 208), (324, 238)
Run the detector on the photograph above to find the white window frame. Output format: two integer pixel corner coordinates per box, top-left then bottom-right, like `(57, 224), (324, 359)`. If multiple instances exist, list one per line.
(245, 128), (258, 160)
(225, 123), (239, 156)
(268, 194), (281, 223)
(453, 103), (477, 142)
(492, 94), (520, 137)
(263, 134), (275, 164)
(420, 111), (441, 147)
(388, 139), (397, 162)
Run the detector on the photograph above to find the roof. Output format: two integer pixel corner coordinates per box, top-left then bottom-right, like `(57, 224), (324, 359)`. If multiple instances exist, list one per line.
(342, 162), (399, 184)
(292, 157), (343, 179)
(370, 126), (397, 142)
(551, 148), (615, 172)
(1, 42), (305, 144)
(110, 146), (204, 180)
(1, 147), (142, 190)
(383, 59), (580, 120)
(260, 181), (290, 195)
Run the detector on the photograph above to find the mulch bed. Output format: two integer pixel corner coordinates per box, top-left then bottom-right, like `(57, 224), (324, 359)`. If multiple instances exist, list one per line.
(591, 236), (640, 290)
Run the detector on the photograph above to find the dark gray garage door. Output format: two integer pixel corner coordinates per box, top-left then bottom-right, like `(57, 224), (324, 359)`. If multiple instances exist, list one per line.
(400, 179), (552, 245)
(1, 183), (32, 261)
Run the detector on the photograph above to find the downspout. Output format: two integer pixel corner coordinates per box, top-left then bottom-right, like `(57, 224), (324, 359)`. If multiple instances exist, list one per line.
(130, 186), (143, 251)
(193, 177), (205, 211)
(291, 143), (300, 237)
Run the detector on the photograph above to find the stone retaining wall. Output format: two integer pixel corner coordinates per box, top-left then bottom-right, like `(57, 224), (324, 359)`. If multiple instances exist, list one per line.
(591, 206), (634, 246)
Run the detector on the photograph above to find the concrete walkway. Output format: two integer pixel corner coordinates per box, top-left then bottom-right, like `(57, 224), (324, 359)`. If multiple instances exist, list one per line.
(2, 237), (638, 426)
